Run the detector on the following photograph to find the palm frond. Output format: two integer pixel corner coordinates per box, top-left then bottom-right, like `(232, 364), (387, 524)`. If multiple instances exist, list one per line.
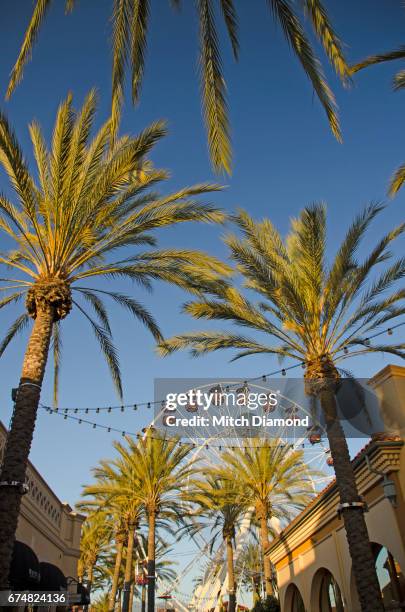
(111, 0), (132, 143)
(389, 162), (405, 197)
(130, 0), (150, 103)
(198, 0), (232, 174)
(6, 0), (53, 99)
(302, 0), (350, 82)
(52, 321), (62, 406)
(350, 45), (405, 74)
(270, 0), (341, 142)
(393, 70), (405, 91)
(73, 300), (123, 399)
(0, 314), (30, 358)
(219, 0), (239, 59)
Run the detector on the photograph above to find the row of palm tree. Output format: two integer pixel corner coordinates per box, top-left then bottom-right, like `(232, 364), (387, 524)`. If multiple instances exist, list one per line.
(76, 431), (317, 612)
(0, 88), (403, 612)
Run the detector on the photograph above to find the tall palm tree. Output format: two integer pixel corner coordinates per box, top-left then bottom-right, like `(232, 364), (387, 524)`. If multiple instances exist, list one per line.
(158, 203), (405, 611)
(77, 490), (141, 612)
(78, 512), (112, 596)
(0, 90), (229, 587)
(80, 431), (197, 612)
(189, 475), (248, 612)
(351, 47), (405, 196)
(214, 441), (314, 599)
(7, 0), (350, 173)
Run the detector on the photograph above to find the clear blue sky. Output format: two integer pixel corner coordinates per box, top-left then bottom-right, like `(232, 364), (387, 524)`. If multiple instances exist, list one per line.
(0, 0), (404, 522)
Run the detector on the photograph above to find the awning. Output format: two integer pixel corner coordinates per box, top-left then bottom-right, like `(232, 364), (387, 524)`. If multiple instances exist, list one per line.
(39, 562), (67, 591)
(9, 541), (41, 590)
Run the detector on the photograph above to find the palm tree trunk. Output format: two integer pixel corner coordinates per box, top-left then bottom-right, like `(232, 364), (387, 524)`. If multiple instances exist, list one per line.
(109, 535), (125, 612)
(225, 536), (236, 612)
(129, 581), (135, 612)
(0, 304), (54, 588)
(147, 512), (156, 612)
(141, 585), (146, 612)
(319, 387), (384, 612)
(259, 516), (273, 598)
(122, 525), (136, 612)
(86, 564), (94, 611)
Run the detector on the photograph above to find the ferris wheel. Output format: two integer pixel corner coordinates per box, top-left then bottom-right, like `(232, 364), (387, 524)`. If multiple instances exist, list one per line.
(148, 378), (333, 612)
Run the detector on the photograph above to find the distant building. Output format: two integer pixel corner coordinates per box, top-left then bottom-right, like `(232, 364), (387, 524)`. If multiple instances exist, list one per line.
(0, 420), (85, 591)
(267, 365), (405, 612)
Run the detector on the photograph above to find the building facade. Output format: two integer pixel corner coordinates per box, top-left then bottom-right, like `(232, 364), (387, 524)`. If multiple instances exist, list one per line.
(0, 420), (84, 589)
(267, 365), (405, 612)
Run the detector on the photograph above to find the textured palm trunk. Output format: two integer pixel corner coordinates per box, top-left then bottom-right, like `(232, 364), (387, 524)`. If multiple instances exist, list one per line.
(259, 515), (273, 597)
(319, 385), (384, 612)
(147, 512), (156, 612)
(129, 581), (134, 612)
(122, 525), (136, 612)
(109, 536), (125, 612)
(225, 536), (236, 612)
(0, 304), (54, 588)
(141, 584), (146, 612)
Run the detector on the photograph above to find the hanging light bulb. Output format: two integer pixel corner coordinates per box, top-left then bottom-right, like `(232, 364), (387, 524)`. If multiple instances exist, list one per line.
(93, 424), (96, 429)
(79, 419), (82, 424)
(74, 408), (78, 414)
(133, 404), (137, 410)
(108, 427), (111, 433)
(85, 408), (89, 414)
(147, 402), (151, 409)
(388, 328), (393, 336)
(108, 407), (112, 413)
(281, 369), (286, 376)
(121, 406), (124, 412)
(344, 347), (349, 354)
(96, 407), (100, 413)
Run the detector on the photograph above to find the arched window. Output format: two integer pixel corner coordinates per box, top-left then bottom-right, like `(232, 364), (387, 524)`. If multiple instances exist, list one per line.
(285, 584), (305, 612)
(318, 570), (344, 611)
(373, 544), (405, 611)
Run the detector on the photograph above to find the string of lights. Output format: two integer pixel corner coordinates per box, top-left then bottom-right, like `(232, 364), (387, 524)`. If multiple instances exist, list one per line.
(40, 405), (313, 450)
(38, 322), (404, 413)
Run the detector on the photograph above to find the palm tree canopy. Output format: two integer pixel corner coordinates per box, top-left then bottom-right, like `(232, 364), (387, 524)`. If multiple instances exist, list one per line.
(188, 474), (248, 545)
(215, 441), (315, 525)
(80, 432), (198, 521)
(159, 203), (405, 371)
(7, 0), (350, 173)
(78, 512), (113, 580)
(0, 90), (230, 401)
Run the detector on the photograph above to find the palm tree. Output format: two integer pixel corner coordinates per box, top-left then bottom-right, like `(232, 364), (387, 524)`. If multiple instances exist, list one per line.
(158, 203), (405, 611)
(234, 541), (264, 605)
(351, 47), (405, 196)
(214, 441), (314, 599)
(7, 0), (350, 173)
(0, 90), (229, 587)
(77, 490), (140, 612)
(189, 475), (248, 612)
(80, 431), (197, 612)
(78, 512), (112, 596)
(133, 535), (178, 612)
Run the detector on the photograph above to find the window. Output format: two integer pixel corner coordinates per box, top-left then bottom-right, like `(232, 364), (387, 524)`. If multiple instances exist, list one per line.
(374, 544), (405, 611)
(286, 584), (305, 612)
(318, 570), (344, 611)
